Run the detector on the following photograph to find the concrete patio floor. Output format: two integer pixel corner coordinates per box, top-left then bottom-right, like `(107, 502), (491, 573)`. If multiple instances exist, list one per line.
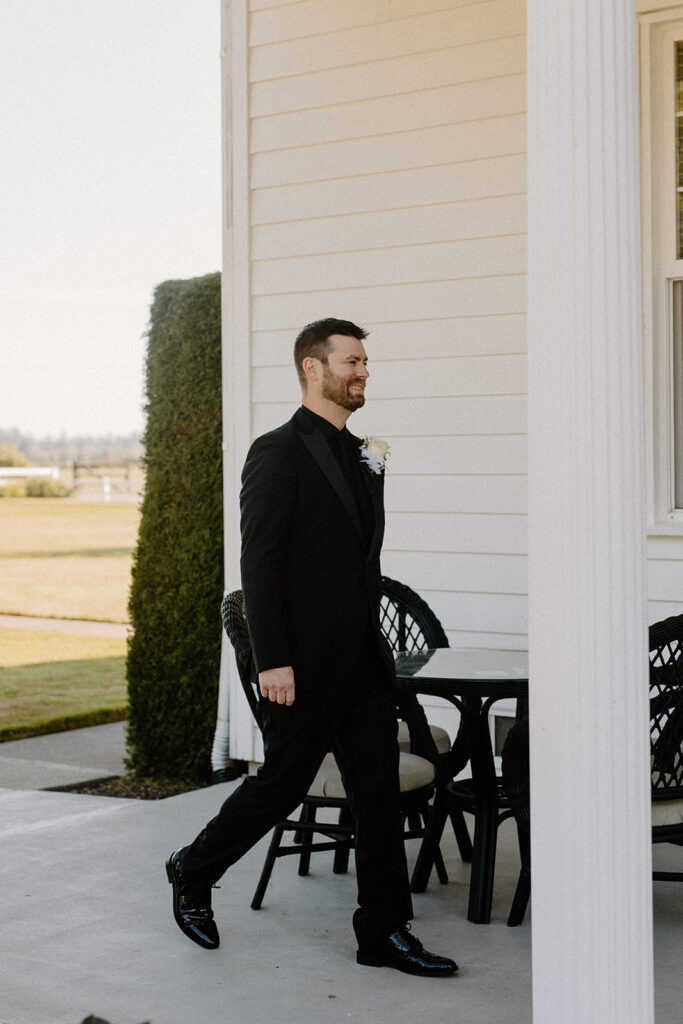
(0, 725), (680, 1024)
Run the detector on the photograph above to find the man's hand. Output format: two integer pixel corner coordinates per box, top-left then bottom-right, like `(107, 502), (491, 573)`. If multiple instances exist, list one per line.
(259, 666), (295, 706)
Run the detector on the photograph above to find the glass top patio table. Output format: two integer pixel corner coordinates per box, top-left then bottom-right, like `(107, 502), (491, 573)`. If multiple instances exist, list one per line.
(394, 647), (529, 924)
(394, 647), (528, 695)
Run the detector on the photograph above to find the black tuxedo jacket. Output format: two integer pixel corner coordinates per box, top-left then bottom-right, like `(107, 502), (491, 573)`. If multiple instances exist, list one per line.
(240, 406), (392, 690)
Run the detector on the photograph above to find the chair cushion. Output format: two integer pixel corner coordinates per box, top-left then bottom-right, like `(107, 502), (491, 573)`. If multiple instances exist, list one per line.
(397, 721), (450, 756)
(398, 751), (436, 792)
(307, 751), (435, 800)
(651, 798), (683, 828)
(307, 753), (347, 799)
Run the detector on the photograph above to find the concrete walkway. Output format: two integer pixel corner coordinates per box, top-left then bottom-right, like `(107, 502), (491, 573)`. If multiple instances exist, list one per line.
(0, 613), (129, 638)
(0, 724), (680, 1024)
(0, 721), (127, 790)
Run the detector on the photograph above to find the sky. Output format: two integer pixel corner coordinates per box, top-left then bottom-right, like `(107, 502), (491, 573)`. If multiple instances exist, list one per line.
(1, 0), (221, 438)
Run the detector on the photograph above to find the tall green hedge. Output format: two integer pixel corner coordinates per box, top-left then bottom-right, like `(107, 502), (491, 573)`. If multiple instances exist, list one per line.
(126, 272), (223, 781)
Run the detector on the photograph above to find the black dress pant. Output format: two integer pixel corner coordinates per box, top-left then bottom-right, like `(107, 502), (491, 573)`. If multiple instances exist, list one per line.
(180, 636), (412, 945)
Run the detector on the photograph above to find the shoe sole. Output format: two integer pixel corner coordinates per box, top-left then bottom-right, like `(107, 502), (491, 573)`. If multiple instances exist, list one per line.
(356, 951), (457, 976)
(356, 951), (386, 967)
(165, 856), (176, 887)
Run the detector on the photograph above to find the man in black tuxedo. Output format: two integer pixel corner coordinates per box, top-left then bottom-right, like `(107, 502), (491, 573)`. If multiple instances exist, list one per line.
(166, 318), (457, 977)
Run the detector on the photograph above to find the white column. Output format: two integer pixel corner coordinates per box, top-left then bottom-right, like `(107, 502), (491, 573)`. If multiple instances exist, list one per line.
(527, 3), (654, 1022)
(213, 0), (255, 772)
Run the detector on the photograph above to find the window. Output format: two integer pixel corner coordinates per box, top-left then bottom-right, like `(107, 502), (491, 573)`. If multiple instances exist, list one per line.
(672, 281), (683, 508)
(641, 14), (683, 526)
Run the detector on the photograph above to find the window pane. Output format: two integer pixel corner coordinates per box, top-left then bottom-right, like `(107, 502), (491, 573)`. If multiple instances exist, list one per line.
(672, 281), (683, 509)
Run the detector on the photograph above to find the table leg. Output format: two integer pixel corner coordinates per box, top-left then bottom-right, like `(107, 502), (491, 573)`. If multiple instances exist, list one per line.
(463, 701), (499, 924)
(410, 788), (448, 892)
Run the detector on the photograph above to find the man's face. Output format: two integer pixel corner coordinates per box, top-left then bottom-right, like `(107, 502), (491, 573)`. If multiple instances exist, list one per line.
(319, 334), (369, 411)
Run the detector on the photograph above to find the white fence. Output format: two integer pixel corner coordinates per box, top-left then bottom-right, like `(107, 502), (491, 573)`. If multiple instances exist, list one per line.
(0, 466), (59, 483)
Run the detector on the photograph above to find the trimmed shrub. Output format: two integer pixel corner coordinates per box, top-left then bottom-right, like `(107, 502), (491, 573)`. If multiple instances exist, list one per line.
(0, 442), (28, 466)
(25, 478), (73, 498)
(0, 481), (27, 498)
(126, 273), (223, 782)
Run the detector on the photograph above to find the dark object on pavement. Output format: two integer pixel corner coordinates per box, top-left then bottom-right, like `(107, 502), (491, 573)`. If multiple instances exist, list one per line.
(80, 1018), (150, 1024)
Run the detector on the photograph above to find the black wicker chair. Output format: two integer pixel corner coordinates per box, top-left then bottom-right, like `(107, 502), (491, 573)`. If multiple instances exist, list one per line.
(494, 611), (683, 927)
(221, 577), (452, 910)
(380, 577), (474, 871)
(500, 718), (530, 925)
(410, 709), (521, 918)
(649, 613), (683, 881)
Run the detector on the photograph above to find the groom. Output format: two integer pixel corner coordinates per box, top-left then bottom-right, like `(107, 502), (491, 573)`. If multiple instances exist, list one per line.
(166, 318), (457, 977)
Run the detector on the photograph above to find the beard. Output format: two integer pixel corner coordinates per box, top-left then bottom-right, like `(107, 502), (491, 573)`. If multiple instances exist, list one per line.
(321, 365), (365, 411)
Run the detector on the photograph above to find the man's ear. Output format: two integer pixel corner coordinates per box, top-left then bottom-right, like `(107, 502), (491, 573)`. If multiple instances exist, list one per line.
(302, 356), (321, 386)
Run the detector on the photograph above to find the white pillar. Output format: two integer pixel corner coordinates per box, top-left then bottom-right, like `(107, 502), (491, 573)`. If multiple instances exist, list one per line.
(213, 0), (254, 772)
(527, 2), (654, 1022)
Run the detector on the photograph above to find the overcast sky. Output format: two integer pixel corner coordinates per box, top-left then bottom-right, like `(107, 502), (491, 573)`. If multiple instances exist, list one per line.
(1, 0), (221, 438)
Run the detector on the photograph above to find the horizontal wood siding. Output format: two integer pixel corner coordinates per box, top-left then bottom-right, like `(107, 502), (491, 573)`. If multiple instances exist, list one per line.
(246, 0), (528, 647)
(647, 542), (683, 622)
(252, 314), (527, 363)
(253, 195), (526, 258)
(250, 37), (525, 115)
(249, 1), (525, 79)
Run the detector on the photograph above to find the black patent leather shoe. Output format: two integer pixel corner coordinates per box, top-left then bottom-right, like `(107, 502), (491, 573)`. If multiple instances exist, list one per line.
(165, 850), (219, 950)
(357, 926), (458, 977)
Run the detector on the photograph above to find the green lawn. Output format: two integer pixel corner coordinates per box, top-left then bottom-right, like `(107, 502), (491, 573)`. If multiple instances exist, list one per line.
(0, 500), (138, 738)
(0, 499), (140, 621)
(0, 626), (127, 740)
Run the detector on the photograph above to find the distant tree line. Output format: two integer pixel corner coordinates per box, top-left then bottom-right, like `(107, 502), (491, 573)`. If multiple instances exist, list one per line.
(0, 442), (28, 467)
(0, 428), (142, 466)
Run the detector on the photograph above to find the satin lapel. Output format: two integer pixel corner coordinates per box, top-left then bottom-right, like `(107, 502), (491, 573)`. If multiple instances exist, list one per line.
(349, 431), (384, 561)
(297, 428), (365, 543)
(367, 474), (384, 561)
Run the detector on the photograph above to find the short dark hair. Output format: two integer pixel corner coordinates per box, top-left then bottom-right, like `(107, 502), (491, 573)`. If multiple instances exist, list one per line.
(293, 318), (368, 387)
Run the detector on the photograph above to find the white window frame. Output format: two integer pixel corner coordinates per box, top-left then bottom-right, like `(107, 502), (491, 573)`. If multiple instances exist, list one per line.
(640, 10), (683, 532)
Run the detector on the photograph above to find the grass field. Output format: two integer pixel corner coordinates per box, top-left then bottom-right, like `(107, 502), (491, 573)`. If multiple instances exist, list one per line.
(0, 499), (139, 737)
(0, 499), (140, 621)
(0, 627), (127, 740)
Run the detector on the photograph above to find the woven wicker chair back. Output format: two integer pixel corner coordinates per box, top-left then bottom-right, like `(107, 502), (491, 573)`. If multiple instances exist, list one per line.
(649, 613), (683, 800)
(379, 576), (449, 652)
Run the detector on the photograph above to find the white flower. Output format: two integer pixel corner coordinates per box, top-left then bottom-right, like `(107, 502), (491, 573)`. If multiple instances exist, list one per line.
(359, 435), (391, 475)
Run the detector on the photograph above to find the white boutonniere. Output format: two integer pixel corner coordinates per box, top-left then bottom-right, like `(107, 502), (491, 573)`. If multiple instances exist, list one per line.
(359, 435), (390, 475)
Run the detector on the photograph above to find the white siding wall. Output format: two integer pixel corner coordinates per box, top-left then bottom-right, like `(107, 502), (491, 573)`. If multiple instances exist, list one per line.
(223, 0), (683, 759)
(245, 0), (528, 651)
